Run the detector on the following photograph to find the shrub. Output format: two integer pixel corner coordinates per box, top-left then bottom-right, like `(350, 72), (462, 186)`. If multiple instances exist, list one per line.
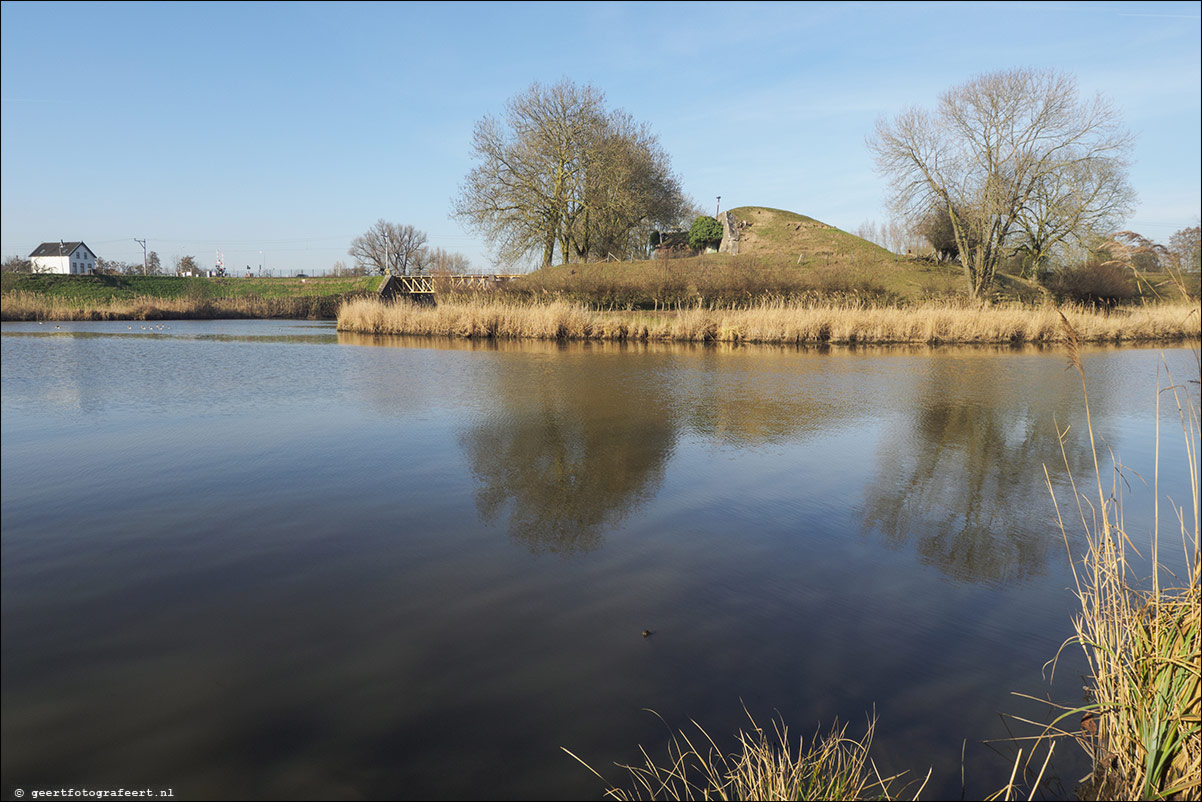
(1044, 261), (1137, 306)
(688, 216), (724, 251)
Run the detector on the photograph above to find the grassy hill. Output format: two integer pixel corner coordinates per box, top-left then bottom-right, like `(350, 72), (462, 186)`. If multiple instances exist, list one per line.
(726, 206), (893, 261)
(487, 207), (1045, 309)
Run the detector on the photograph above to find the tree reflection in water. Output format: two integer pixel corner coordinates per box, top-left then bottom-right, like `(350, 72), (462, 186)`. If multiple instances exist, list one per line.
(461, 357), (676, 554)
(861, 354), (1102, 584)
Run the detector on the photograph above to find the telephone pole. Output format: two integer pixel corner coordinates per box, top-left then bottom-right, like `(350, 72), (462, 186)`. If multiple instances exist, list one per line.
(134, 238), (147, 275)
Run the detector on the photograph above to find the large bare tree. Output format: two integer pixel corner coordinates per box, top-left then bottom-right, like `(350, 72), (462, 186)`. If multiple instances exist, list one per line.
(453, 79), (688, 267)
(570, 110), (690, 261)
(349, 220), (429, 275)
(870, 68), (1134, 297)
(1011, 153), (1135, 277)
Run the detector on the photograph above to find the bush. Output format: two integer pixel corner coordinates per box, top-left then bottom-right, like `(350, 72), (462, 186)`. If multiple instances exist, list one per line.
(1044, 262), (1137, 306)
(688, 216), (724, 251)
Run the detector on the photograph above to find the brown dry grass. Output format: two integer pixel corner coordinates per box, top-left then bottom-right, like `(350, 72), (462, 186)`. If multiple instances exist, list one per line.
(564, 711), (927, 801)
(1047, 329), (1201, 801)
(337, 296), (1200, 346)
(1, 291), (342, 320)
(996, 325), (1201, 802)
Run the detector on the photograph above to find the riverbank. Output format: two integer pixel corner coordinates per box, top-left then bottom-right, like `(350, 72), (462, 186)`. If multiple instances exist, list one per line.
(0, 274), (383, 321)
(336, 296), (1200, 345)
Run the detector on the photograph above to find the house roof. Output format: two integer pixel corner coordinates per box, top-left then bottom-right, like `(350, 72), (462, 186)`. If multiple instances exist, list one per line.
(29, 241), (91, 258)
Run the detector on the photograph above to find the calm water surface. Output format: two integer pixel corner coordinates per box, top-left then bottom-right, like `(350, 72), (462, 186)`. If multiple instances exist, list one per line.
(2, 320), (1198, 800)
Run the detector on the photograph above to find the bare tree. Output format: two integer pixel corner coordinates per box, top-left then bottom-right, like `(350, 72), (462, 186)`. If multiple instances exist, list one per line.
(426, 247), (473, 274)
(870, 68), (1134, 297)
(1, 255), (33, 273)
(570, 110), (689, 262)
(453, 80), (604, 267)
(886, 217), (927, 256)
(349, 220), (429, 275)
(1011, 154), (1135, 277)
(95, 257), (139, 275)
(855, 218), (930, 256)
(329, 259), (367, 277)
(854, 220), (883, 248)
(1168, 225), (1201, 273)
(452, 79), (687, 268)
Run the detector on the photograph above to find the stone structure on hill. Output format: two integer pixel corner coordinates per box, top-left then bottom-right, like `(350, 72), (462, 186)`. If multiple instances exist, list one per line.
(719, 211), (741, 255)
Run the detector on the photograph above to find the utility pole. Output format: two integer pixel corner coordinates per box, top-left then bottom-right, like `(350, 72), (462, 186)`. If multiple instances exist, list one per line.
(716, 196), (721, 217)
(134, 238), (147, 275)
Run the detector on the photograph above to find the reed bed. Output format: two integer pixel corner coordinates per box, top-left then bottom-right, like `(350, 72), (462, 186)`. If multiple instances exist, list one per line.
(1042, 318), (1200, 801)
(337, 296), (1200, 346)
(564, 712), (926, 802)
(1, 291), (344, 320)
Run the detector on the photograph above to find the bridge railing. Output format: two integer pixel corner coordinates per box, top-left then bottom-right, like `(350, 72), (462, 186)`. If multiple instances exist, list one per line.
(389, 274), (526, 294)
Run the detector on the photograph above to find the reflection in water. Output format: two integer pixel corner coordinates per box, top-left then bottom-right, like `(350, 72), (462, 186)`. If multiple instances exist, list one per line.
(461, 357), (676, 554)
(4, 329), (337, 345)
(5, 322), (1195, 802)
(862, 354), (1100, 584)
(345, 333), (1185, 584)
(676, 349), (871, 445)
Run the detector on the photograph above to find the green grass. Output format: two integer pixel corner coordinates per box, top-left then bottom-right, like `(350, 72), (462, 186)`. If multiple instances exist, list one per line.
(0, 274), (387, 320)
(0, 273), (384, 303)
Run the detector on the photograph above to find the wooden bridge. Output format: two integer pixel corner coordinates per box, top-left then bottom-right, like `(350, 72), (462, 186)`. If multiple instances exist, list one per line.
(379, 273), (525, 299)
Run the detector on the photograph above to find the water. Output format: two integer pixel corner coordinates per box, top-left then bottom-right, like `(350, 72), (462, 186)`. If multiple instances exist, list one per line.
(2, 320), (1198, 800)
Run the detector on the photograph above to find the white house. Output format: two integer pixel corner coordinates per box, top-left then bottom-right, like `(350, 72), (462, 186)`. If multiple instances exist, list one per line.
(29, 241), (97, 275)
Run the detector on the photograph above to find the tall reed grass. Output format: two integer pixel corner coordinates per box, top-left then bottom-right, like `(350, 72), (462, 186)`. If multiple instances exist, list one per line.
(338, 296), (1200, 346)
(1038, 316), (1200, 801)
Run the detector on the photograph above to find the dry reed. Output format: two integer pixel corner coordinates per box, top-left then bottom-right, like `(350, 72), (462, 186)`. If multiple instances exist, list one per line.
(1039, 317), (1201, 801)
(337, 296), (1201, 346)
(563, 710), (927, 801)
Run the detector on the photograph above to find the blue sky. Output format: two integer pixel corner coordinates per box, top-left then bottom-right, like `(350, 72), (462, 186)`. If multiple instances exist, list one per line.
(2, 1), (1199, 274)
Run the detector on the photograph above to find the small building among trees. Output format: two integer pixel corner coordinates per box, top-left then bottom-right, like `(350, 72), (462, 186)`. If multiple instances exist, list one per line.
(29, 241), (97, 274)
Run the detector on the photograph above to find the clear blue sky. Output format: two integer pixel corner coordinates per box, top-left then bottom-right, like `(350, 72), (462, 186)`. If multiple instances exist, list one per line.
(2, 1), (1199, 274)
